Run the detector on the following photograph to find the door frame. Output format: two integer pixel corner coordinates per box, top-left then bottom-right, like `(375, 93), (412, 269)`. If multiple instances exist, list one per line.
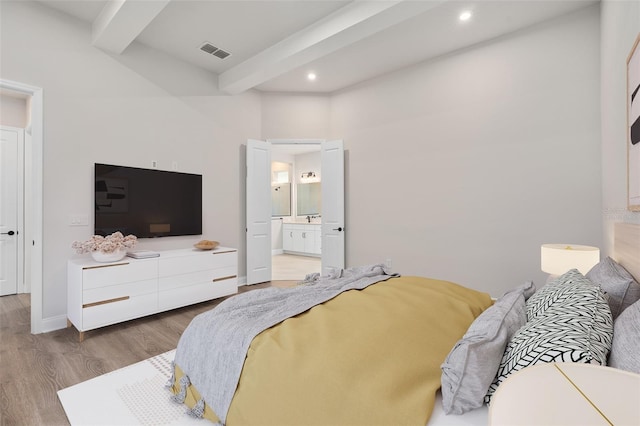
(1, 79), (44, 334)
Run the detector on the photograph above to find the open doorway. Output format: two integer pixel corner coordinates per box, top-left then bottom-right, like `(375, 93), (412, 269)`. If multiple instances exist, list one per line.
(270, 142), (322, 281)
(0, 79), (44, 334)
(246, 139), (345, 285)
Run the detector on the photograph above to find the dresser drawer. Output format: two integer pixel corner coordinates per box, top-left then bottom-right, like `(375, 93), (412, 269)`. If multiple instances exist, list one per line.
(158, 276), (237, 311)
(158, 266), (237, 292)
(159, 251), (237, 277)
(82, 259), (157, 290)
(82, 292), (157, 330)
(83, 278), (157, 305)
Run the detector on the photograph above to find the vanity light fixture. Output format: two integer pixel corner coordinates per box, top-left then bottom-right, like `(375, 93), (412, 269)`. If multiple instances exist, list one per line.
(459, 10), (472, 21)
(301, 172), (316, 179)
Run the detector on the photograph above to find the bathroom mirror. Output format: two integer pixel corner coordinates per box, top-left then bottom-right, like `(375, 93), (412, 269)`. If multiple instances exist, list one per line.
(272, 183), (291, 216)
(297, 182), (321, 215)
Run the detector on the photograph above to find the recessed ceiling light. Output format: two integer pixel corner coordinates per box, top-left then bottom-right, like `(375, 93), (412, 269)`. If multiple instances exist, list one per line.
(307, 72), (317, 81)
(459, 11), (472, 21)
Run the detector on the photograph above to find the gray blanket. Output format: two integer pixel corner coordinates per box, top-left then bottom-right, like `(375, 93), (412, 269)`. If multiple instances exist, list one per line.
(172, 264), (397, 425)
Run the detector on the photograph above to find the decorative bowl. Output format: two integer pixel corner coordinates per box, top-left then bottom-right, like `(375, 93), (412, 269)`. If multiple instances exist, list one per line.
(91, 248), (127, 262)
(194, 240), (219, 250)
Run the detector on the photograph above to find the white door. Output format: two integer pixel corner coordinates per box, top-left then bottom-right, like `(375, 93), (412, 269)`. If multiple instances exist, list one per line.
(246, 139), (272, 284)
(0, 128), (20, 296)
(321, 140), (345, 275)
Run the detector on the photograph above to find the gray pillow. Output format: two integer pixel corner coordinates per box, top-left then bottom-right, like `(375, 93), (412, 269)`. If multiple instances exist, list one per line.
(608, 299), (640, 374)
(440, 281), (534, 414)
(587, 256), (640, 320)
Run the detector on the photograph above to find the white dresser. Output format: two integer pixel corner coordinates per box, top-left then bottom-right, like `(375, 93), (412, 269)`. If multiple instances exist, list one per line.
(67, 247), (237, 341)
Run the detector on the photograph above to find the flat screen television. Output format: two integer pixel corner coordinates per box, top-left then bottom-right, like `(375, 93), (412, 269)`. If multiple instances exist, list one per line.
(94, 163), (202, 238)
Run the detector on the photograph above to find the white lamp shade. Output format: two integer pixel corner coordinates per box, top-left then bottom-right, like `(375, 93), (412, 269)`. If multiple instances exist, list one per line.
(541, 244), (600, 275)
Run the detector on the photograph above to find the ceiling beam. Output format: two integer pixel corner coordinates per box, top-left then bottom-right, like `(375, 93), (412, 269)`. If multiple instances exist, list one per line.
(92, 0), (170, 54)
(218, 0), (444, 95)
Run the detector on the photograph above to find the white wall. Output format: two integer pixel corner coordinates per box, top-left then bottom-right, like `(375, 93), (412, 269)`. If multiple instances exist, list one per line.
(0, 1), (261, 325)
(329, 5), (602, 296)
(600, 0), (640, 257)
(261, 93), (330, 139)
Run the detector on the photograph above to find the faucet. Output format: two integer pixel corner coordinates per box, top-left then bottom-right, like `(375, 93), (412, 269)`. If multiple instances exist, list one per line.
(306, 215), (311, 223)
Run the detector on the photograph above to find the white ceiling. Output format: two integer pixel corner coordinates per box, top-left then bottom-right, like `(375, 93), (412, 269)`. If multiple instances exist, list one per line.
(36, 0), (598, 94)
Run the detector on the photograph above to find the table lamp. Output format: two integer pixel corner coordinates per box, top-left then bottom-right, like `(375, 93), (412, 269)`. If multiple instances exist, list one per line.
(541, 244), (600, 276)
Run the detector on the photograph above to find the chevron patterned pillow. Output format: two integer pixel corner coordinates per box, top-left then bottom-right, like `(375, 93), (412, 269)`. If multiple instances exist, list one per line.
(485, 271), (613, 403)
(526, 269), (593, 321)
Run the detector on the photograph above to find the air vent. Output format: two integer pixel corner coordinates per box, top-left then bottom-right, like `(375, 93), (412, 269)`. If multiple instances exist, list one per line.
(213, 49), (231, 59)
(200, 43), (217, 54)
(199, 42), (231, 60)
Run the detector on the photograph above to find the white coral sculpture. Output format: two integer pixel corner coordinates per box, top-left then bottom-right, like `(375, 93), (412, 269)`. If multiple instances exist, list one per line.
(72, 231), (137, 254)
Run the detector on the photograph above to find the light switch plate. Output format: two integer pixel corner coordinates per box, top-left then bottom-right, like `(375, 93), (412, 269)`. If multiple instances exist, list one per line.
(69, 214), (89, 226)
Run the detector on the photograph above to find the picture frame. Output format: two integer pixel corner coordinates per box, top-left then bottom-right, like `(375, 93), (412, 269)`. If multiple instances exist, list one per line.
(627, 32), (640, 211)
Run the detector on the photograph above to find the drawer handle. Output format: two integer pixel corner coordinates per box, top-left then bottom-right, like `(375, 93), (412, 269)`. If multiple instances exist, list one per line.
(83, 296), (130, 308)
(83, 262), (129, 270)
(212, 250), (236, 255)
(213, 275), (237, 282)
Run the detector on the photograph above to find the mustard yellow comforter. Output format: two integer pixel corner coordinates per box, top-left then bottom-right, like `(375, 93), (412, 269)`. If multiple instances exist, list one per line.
(171, 276), (492, 425)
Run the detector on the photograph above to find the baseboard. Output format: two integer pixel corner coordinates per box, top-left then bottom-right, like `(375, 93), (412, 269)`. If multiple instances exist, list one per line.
(41, 314), (68, 333)
(272, 249), (283, 256)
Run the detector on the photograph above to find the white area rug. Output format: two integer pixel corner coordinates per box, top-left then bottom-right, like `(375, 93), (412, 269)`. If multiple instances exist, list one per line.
(58, 350), (200, 425)
(58, 350), (488, 426)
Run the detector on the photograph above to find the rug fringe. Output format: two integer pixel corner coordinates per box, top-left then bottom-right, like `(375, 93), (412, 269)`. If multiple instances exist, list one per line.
(165, 361), (176, 388)
(171, 375), (190, 404)
(187, 398), (205, 418)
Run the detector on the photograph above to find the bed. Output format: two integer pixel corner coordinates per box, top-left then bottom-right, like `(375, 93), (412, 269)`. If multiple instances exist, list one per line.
(169, 223), (640, 425)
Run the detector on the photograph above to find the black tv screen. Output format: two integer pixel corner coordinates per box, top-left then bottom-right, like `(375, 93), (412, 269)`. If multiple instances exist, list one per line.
(95, 163), (202, 238)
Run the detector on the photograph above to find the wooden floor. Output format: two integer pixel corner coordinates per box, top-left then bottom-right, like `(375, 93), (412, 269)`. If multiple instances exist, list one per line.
(0, 283), (276, 425)
(271, 253), (321, 281)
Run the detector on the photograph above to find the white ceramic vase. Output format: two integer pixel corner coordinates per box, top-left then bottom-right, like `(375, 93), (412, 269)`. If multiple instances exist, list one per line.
(91, 248), (127, 263)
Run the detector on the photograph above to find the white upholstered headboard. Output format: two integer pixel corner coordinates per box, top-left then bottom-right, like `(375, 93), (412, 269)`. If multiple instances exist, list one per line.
(614, 222), (640, 282)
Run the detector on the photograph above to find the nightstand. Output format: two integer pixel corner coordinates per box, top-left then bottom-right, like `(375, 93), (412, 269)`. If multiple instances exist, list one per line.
(489, 363), (640, 425)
